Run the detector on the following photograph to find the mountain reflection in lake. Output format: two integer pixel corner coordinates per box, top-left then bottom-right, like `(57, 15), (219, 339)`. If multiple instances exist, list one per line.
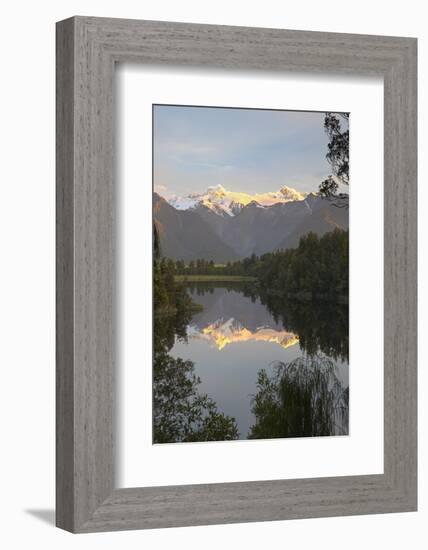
(154, 282), (349, 443)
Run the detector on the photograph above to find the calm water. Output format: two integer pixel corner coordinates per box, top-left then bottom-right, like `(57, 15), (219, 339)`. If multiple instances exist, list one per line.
(160, 282), (348, 441)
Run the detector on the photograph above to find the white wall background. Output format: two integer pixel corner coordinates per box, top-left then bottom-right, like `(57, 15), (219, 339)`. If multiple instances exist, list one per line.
(0, 1), (425, 548)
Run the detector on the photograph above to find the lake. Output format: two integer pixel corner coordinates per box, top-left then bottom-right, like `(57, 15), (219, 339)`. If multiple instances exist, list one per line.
(154, 282), (349, 442)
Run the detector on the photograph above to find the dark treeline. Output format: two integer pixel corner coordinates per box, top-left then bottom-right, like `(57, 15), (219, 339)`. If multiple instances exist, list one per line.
(260, 295), (348, 362)
(153, 224), (239, 443)
(175, 229), (348, 302)
(185, 282), (348, 362)
(257, 229), (348, 301)
(154, 225), (197, 315)
(249, 356), (349, 439)
(153, 347), (239, 443)
(153, 307), (239, 443)
(174, 258), (216, 275)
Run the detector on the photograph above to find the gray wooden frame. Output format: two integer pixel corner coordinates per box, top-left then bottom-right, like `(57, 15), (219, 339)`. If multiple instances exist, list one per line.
(56, 16), (417, 533)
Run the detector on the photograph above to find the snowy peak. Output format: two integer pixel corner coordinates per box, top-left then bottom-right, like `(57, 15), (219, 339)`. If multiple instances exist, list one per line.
(189, 318), (299, 351)
(279, 186), (307, 201)
(207, 184), (227, 197)
(166, 184), (308, 217)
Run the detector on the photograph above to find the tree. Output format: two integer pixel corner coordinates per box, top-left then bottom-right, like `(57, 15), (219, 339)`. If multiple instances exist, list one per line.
(153, 351), (239, 443)
(249, 356), (349, 439)
(153, 224), (168, 309)
(153, 222), (161, 260)
(319, 113), (349, 208)
(153, 224), (199, 314)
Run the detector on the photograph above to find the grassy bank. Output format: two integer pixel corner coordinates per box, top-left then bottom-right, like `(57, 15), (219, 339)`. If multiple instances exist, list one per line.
(174, 275), (258, 283)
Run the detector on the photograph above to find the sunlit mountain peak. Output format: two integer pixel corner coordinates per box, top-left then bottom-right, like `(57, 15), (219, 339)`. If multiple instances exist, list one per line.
(167, 184), (308, 217)
(207, 184), (226, 194)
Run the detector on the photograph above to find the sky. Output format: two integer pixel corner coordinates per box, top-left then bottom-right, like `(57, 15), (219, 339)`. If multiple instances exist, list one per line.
(153, 105), (347, 197)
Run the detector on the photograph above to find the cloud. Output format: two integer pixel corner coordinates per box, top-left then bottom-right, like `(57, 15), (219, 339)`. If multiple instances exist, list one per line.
(153, 106), (335, 196)
(154, 184), (169, 197)
(173, 143), (217, 155)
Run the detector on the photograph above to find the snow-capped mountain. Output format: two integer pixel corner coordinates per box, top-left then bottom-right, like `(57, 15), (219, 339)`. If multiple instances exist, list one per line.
(153, 190), (348, 262)
(166, 184), (307, 217)
(188, 318), (299, 351)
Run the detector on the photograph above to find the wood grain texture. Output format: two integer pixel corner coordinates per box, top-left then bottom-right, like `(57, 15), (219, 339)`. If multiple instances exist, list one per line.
(56, 16), (417, 533)
(56, 17), (75, 531)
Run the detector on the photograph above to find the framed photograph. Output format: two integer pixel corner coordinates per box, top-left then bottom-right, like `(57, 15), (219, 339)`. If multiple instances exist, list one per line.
(56, 16), (417, 532)
(151, 104), (350, 445)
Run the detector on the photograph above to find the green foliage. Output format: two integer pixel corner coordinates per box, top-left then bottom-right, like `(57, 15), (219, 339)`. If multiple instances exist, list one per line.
(153, 350), (239, 443)
(174, 274), (256, 283)
(249, 356), (349, 439)
(153, 223), (239, 444)
(152, 222), (349, 443)
(256, 229), (348, 300)
(246, 288), (348, 361)
(153, 224), (196, 314)
(185, 281), (348, 362)
(319, 112), (349, 207)
(324, 112), (349, 186)
(173, 229), (348, 302)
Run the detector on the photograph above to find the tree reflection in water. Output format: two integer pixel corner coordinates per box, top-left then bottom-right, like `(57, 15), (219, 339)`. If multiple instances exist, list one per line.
(154, 282), (349, 442)
(187, 282), (348, 362)
(249, 355), (348, 439)
(153, 314), (239, 443)
(258, 294), (348, 363)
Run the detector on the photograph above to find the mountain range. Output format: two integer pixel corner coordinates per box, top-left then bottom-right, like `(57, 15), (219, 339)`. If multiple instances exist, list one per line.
(168, 184), (307, 216)
(154, 185), (348, 262)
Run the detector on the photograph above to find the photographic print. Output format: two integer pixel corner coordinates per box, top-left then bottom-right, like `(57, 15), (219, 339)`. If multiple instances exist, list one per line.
(153, 105), (349, 444)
